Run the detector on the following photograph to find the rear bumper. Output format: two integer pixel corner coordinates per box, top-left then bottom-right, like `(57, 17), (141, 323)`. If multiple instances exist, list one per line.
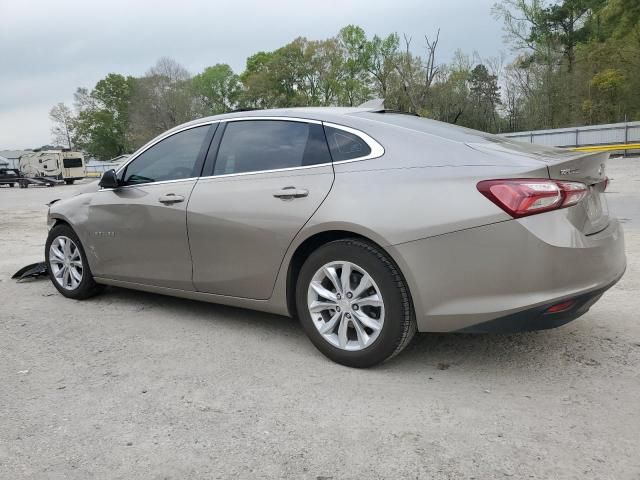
(390, 211), (626, 332)
(456, 271), (624, 333)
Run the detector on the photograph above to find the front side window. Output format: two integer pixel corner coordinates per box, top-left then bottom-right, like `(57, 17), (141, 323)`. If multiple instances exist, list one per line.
(324, 126), (371, 161)
(213, 120), (331, 175)
(123, 126), (209, 185)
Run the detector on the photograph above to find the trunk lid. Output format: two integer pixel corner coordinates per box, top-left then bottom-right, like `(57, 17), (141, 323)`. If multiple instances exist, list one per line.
(467, 138), (610, 235)
(546, 150), (610, 235)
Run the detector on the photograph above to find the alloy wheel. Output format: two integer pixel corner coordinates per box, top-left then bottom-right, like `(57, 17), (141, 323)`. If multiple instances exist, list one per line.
(307, 261), (385, 351)
(49, 236), (84, 290)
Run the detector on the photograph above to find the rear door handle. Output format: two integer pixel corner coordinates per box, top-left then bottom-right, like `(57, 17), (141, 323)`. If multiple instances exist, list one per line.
(273, 187), (309, 200)
(158, 193), (185, 204)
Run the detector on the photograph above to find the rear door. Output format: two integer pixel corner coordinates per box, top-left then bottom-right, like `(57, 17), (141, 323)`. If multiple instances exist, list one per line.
(187, 118), (334, 299)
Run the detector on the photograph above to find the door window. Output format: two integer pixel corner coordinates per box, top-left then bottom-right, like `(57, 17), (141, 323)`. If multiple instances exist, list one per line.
(122, 126), (210, 185)
(213, 120), (330, 175)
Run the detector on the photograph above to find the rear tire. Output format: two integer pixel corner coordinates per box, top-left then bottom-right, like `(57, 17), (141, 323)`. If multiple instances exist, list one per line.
(45, 224), (104, 299)
(9, 183), (14, 187)
(64, 179), (75, 185)
(296, 238), (416, 368)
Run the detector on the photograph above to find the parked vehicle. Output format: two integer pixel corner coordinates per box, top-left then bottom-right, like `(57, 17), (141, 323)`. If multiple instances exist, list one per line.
(20, 150), (86, 184)
(0, 168), (58, 188)
(44, 107), (626, 367)
(0, 168), (21, 187)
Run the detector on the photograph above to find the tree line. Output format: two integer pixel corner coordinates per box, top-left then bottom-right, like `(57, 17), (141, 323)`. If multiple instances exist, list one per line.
(49, 0), (640, 160)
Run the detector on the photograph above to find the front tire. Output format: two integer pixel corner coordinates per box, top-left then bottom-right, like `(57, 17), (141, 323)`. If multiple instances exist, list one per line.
(45, 224), (104, 299)
(296, 238), (416, 368)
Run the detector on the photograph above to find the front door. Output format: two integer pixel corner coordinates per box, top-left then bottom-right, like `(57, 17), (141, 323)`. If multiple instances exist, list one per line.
(85, 124), (213, 290)
(188, 119), (334, 299)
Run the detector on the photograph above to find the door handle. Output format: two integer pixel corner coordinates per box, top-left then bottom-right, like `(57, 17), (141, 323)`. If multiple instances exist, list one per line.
(158, 193), (185, 204)
(273, 187), (309, 200)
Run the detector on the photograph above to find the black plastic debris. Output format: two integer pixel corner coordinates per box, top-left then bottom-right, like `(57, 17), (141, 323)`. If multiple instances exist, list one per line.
(12, 262), (48, 281)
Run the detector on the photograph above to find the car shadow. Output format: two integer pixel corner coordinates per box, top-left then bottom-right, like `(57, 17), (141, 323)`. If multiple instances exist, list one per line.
(99, 285), (300, 333)
(95, 286), (625, 376)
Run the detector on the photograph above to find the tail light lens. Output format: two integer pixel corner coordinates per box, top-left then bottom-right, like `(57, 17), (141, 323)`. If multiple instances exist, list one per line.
(477, 179), (588, 218)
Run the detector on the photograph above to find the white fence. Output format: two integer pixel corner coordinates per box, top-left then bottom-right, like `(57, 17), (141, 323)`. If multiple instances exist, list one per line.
(85, 162), (123, 177)
(502, 121), (640, 152)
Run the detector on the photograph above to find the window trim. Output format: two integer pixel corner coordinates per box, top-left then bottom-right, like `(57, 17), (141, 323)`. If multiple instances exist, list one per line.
(106, 116), (384, 188)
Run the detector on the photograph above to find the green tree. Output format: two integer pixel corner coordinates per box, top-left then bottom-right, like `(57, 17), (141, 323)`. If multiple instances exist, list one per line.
(366, 33), (400, 98)
(469, 64), (502, 131)
(337, 25), (371, 106)
(192, 64), (241, 114)
(74, 73), (134, 160)
(239, 51), (280, 108)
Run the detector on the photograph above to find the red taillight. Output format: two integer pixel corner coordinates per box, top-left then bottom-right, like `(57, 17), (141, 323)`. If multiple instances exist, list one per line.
(477, 179), (588, 218)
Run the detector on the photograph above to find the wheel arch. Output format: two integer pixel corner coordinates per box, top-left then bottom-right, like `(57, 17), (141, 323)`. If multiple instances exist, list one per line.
(284, 229), (415, 319)
(49, 213), (75, 232)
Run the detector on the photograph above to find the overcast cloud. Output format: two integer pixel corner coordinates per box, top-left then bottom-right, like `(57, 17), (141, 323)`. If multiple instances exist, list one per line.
(0, 0), (505, 149)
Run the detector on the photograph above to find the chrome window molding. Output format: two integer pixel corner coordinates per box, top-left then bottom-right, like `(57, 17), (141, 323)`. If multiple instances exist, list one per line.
(197, 163), (330, 181)
(100, 116), (385, 189)
(224, 116), (322, 125)
(98, 177), (199, 192)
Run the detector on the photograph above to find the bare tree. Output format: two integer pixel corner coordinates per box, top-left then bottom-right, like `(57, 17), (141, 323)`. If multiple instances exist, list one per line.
(424, 28), (440, 88)
(393, 30), (441, 113)
(129, 58), (196, 146)
(49, 103), (75, 148)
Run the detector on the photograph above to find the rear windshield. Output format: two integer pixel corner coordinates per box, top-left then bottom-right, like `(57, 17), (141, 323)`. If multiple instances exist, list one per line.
(356, 112), (568, 155)
(356, 112), (499, 143)
(63, 158), (83, 168)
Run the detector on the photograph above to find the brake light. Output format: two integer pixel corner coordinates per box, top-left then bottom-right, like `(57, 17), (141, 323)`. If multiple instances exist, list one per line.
(477, 179), (588, 218)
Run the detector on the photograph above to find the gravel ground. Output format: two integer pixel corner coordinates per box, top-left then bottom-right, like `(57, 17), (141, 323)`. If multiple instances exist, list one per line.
(1, 159), (639, 479)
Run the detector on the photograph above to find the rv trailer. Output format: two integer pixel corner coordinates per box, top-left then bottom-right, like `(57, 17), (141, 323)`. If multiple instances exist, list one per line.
(19, 150), (86, 184)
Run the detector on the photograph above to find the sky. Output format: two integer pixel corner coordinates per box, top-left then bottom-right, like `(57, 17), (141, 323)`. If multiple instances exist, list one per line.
(0, 0), (506, 150)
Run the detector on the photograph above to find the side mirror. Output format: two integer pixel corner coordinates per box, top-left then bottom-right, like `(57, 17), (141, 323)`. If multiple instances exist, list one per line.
(99, 169), (119, 189)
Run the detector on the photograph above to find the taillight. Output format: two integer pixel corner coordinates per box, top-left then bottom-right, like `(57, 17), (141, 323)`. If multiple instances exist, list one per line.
(477, 179), (588, 218)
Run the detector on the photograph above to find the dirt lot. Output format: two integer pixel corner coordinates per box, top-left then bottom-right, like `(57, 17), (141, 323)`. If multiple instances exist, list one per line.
(1, 160), (639, 479)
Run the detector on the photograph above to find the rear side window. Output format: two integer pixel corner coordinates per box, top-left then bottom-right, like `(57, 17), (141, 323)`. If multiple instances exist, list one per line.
(324, 126), (371, 161)
(214, 120), (330, 175)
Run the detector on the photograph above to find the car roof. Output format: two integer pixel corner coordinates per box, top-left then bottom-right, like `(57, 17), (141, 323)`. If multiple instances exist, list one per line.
(176, 106), (375, 127)
(163, 106), (530, 155)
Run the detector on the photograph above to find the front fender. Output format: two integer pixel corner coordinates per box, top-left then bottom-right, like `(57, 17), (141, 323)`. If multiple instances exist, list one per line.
(47, 193), (93, 247)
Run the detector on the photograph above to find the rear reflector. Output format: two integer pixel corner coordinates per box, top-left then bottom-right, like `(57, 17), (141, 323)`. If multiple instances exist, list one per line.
(545, 300), (577, 314)
(477, 179), (588, 218)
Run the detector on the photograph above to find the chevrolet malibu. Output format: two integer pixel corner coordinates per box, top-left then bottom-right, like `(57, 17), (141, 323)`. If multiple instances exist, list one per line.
(45, 107), (626, 367)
